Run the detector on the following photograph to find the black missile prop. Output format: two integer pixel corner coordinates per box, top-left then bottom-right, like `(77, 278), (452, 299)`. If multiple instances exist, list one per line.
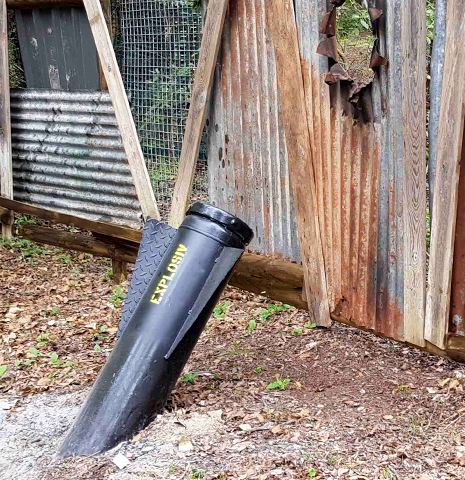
(59, 203), (253, 457)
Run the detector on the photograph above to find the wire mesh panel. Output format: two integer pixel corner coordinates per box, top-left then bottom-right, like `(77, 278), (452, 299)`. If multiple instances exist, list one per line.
(119, 0), (207, 221)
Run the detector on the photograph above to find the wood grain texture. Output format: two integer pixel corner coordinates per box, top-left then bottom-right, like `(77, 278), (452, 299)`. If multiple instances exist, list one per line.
(402, 0), (427, 346)
(112, 258), (128, 284)
(99, 0), (112, 91)
(0, 196), (143, 243)
(19, 225), (139, 263)
(168, 0), (229, 228)
(0, 0), (12, 239)
(266, 0), (330, 325)
(6, 0), (82, 6)
(425, 0), (465, 349)
(83, 0), (159, 221)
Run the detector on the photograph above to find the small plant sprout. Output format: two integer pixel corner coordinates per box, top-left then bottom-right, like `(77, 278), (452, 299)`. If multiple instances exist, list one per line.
(266, 375), (291, 390)
(0, 365), (7, 379)
(93, 325), (108, 340)
(328, 454), (336, 465)
(292, 329), (303, 336)
(213, 301), (230, 319)
(260, 303), (291, 322)
(305, 322), (317, 329)
(50, 352), (73, 368)
(110, 286), (126, 306)
(247, 318), (257, 334)
(102, 267), (113, 280)
(180, 372), (199, 384)
(94, 344), (101, 352)
(15, 360), (21, 367)
(29, 347), (40, 357)
(308, 469), (317, 478)
(190, 469), (205, 479)
(56, 253), (73, 265)
(51, 307), (59, 316)
(37, 333), (55, 346)
(254, 366), (263, 374)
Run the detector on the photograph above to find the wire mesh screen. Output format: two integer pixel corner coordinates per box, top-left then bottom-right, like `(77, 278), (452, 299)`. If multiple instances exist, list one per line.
(119, 0), (208, 220)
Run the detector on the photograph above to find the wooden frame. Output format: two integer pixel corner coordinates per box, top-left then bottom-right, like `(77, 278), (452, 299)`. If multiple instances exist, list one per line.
(0, 0), (160, 239)
(0, 0), (12, 239)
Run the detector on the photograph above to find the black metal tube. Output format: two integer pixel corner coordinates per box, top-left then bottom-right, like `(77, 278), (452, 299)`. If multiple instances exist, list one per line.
(59, 203), (253, 457)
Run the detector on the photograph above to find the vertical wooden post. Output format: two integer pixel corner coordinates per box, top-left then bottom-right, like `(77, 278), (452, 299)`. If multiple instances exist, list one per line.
(168, 0), (229, 228)
(0, 0), (12, 240)
(83, 0), (160, 221)
(266, 0), (330, 326)
(425, 0), (465, 349)
(402, 0), (427, 346)
(112, 258), (127, 284)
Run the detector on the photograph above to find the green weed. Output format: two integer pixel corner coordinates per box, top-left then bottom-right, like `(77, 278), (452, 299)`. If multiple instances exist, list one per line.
(50, 352), (73, 368)
(308, 470), (317, 478)
(292, 329), (303, 336)
(180, 372), (199, 384)
(56, 254), (73, 265)
(110, 287), (126, 306)
(0, 365), (7, 379)
(94, 344), (101, 352)
(305, 322), (317, 329)
(254, 366), (263, 374)
(213, 301), (230, 319)
(266, 376), (291, 390)
(247, 318), (257, 334)
(260, 303), (291, 322)
(37, 333), (55, 346)
(93, 324), (108, 340)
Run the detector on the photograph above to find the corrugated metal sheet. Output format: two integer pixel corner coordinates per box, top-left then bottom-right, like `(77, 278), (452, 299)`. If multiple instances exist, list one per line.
(11, 89), (143, 229)
(207, 0), (301, 261)
(15, 8), (100, 90)
(207, 0), (429, 345)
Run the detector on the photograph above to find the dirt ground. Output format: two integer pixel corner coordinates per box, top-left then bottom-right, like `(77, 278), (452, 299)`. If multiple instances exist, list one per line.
(1, 238), (465, 480)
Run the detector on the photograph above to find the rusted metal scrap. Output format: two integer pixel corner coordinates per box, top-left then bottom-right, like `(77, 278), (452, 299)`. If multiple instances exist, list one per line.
(317, 0), (388, 104)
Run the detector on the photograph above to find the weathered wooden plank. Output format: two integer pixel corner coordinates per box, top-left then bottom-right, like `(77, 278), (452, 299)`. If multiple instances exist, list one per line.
(266, 0), (330, 326)
(425, 0), (465, 349)
(111, 258), (127, 284)
(402, 0), (427, 347)
(83, 0), (159, 221)
(18, 225), (139, 262)
(6, 0), (83, 6)
(169, 0), (229, 228)
(99, 0), (112, 91)
(0, 0), (12, 240)
(0, 196), (143, 243)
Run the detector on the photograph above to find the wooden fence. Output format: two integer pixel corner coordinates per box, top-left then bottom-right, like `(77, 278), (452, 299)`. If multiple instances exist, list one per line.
(206, 0), (465, 359)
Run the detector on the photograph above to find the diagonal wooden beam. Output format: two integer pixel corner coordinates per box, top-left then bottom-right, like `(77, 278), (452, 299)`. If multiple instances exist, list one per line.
(168, 0), (229, 228)
(83, 0), (160, 221)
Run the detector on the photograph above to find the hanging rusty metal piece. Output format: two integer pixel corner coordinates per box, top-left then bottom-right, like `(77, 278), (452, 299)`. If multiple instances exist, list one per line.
(316, 36), (338, 61)
(319, 8), (337, 36)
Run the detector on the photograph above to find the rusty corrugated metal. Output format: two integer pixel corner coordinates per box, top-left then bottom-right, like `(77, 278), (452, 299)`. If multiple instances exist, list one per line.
(207, 0), (301, 262)
(206, 0), (411, 342)
(15, 7), (100, 90)
(10, 89), (143, 229)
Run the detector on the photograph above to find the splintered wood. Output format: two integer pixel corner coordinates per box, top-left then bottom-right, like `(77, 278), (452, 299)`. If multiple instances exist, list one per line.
(265, 0), (330, 326)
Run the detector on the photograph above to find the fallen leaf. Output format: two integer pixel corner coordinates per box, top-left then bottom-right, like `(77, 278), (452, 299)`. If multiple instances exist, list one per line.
(271, 425), (282, 434)
(239, 424), (252, 431)
(383, 415), (394, 421)
(131, 433), (142, 443)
